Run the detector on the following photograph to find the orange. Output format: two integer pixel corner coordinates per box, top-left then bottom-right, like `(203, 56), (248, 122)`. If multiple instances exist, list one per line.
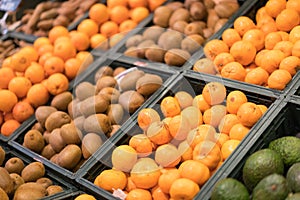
(48, 26), (69, 44)
(256, 7), (270, 23)
(242, 29), (265, 51)
(19, 46), (39, 63)
(192, 94), (211, 113)
(237, 102), (262, 127)
(109, 33), (125, 47)
(273, 41), (294, 57)
(203, 39), (229, 60)
(109, 6), (129, 25)
(158, 168), (181, 194)
(126, 189), (152, 200)
(37, 44), (54, 56)
(89, 4), (109, 25)
(64, 58), (82, 81)
(155, 143), (181, 168)
(254, 49), (269, 67)
(46, 73), (69, 95)
(221, 61), (246, 81)
(186, 124), (217, 149)
(70, 31), (90, 51)
(292, 40), (300, 57)
(260, 20), (278, 35)
(168, 115), (191, 140)
(178, 160), (210, 186)
(8, 77), (32, 98)
(289, 25), (300, 43)
(256, 14), (275, 30)
(277, 31), (289, 41)
(214, 133), (229, 148)
(25, 63), (45, 84)
(128, 0), (148, 8)
(119, 20), (138, 34)
(2, 57), (12, 68)
(76, 51), (94, 70)
(38, 52), (53, 66)
(245, 67), (269, 86)
(202, 82), (227, 106)
(33, 37), (51, 51)
(233, 16), (256, 36)
(126, 176), (137, 192)
(268, 69), (292, 90)
(213, 52), (235, 72)
(229, 40), (256, 66)
(12, 101), (34, 123)
(0, 90), (18, 113)
(10, 52), (31, 72)
(181, 106), (203, 129)
(54, 36), (71, 46)
(178, 140), (193, 161)
(26, 83), (49, 108)
(260, 49), (286, 74)
(129, 134), (153, 157)
(221, 139), (240, 160)
(137, 108), (160, 131)
(43, 56), (65, 76)
(74, 194), (96, 200)
(90, 34), (107, 49)
(100, 21), (119, 38)
(112, 145), (138, 172)
(94, 169), (127, 192)
(265, 0), (286, 18)
(146, 121), (172, 145)
(151, 185), (170, 200)
(77, 19), (98, 38)
(107, 0), (128, 8)
(218, 114), (239, 135)
(286, 0), (300, 15)
(221, 28), (241, 48)
(276, 8), (300, 32)
(258, 105), (268, 114)
(279, 55), (300, 76)
(1, 119), (20, 136)
(160, 96), (181, 117)
(169, 178), (200, 200)
(203, 105), (227, 128)
(229, 123), (250, 140)
(53, 40), (77, 61)
(226, 90), (248, 114)
(130, 7), (150, 23)
(0, 67), (15, 89)
(3, 112), (13, 122)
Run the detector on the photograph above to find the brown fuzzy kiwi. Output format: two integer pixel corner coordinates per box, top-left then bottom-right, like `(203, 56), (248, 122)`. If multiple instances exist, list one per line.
(214, 2), (239, 18)
(94, 66), (114, 83)
(181, 34), (205, 54)
(43, 130), (51, 144)
(166, 1), (184, 10)
(73, 116), (85, 132)
(168, 8), (190, 27)
(0, 187), (9, 200)
(68, 99), (82, 119)
(98, 87), (121, 103)
(172, 20), (189, 33)
(81, 133), (103, 159)
(96, 76), (118, 93)
(207, 9), (219, 29)
(56, 144), (82, 170)
(119, 70), (145, 92)
(31, 122), (45, 133)
(13, 182), (47, 200)
(0, 146), (5, 166)
(75, 82), (96, 101)
(118, 90), (145, 114)
(79, 95), (109, 117)
(50, 154), (59, 164)
(41, 144), (56, 160)
(142, 26), (165, 43)
(153, 6), (173, 28)
(158, 30), (183, 51)
(83, 114), (111, 134)
(36, 177), (53, 188)
(113, 67), (126, 77)
(136, 40), (156, 58)
(106, 104), (124, 125)
(23, 130), (45, 153)
(47, 185), (63, 196)
(45, 111), (71, 132)
(190, 2), (207, 21)
(21, 162), (45, 182)
(125, 34), (143, 48)
(164, 49), (191, 66)
(35, 106), (57, 128)
(184, 22), (204, 36)
(145, 44), (166, 63)
(50, 91), (73, 111)
(4, 157), (25, 174)
(10, 173), (24, 191)
(124, 46), (139, 58)
(48, 128), (66, 153)
(60, 123), (82, 145)
(136, 74), (163, 96)
(0, 167), (14, 194)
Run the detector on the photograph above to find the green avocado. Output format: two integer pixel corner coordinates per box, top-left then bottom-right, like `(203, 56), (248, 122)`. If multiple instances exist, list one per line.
(285, 193), (300, 200)
(287, 163), (300, 193)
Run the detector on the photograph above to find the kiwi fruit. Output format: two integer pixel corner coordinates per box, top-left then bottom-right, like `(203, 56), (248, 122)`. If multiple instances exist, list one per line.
(119, 70), (145, 92)
(47, 185), (63, 196)
(43, 131), (51, 144)
(36, 177), (53, 188)
(0, 167), (14, 194)
(21, 162), (45, 182)
(4, 157), (25, 174)
(190, 2), (207, 21)
(142, 26), (165, 43)
(214, 18), (228, 33)
(56, 144), (82, 170)
(204, 0), (215, 9)
(50, 154), (59, 165)
(164, 49), (191, 66)
(13, 182), (47, 200)
(181, 34), (205, 54)
(94, 66), (114, 82)
(113, 67), (126, 77)
(45, 111), (71, 132)
(0, 146), (5, 166)
(49, 128), (66, 153)
(50, 91), (73, 111)
(215, 2), (239, 18)
(172, 20), (188, 33)
(23, 130), (45, 153)
(175, 91), (194, 110)
(96, 76), (118, 93)
(98, 87), (121, 103)
(41, 144), (56, 160)
(136, 74), (163, 96)
(207, 9), (220, 29)
(124, 46), (139, 58)
(35, 106), (57, 128)
(168, 8), (190, 27)
(60, 123), (82, 145)
(68, 99), (82, 119)
(73, 116), (85, 132)
(75, 82), (96, 101)
(136, 40), (156, 58)
(106, 104), (124, 125)
(83, 114), (111, 134)
(118, 90), (145, 114)
(145, 44), (166, 63)
(184, 22), (204, 36)
(109, 125), (121, 137)
(153, 6), (173, 28)
(184, 0), (199, 9)
(166, 1), (184, 10)
(31, 122), (44, 133)
(81, 133), (103, 159)
(79, 95), (109, 117)
(203, 27), (214, 39)
(125, 34), (143, 48)
(158, 30), (183, 50)
(9, 173), (24, 191)
(0, 187), (8, 200)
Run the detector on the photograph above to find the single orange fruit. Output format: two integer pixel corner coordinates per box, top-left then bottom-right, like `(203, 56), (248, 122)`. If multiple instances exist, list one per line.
(273, 41), (294, 57)
(237, 102), (262, 127)
(229, 40), (256, 66)
(213, 52), (235, 72)
(127, 189), (152, 200)
(289, 25), (300, 43)
(2, 57), (12, 68)
(221, 61), (246, 81)
(19, 46), (39, 63)
(94, 169), (127, 192)
(119, 20), (138, 34)
(257, 105), (268, 115)
(130, 7), (150, 23)
(90, 34), (107, 49)
(0, 67), (15, 89)
(8, 77), (32, 98)
(128, 0), (148, 9)
(53, 40), (77, 61)
(202, 82), (227, 106)
(242, 29), (265, 51)
(155, 143), (181, 168)
(129, 134), (153, 157)
(10, 52), (31, 72)
(169, 178), (200, 200)
(186, 124), (217, 149)
(221, 28), (241, 48)
(26, 83), (49, 108)
(203, 39), (229, 60)
(152, 185), (170, 200)
(1, 119), (20, 136)
(89, 3), (109, 25)
(214, 133), (229, 148)
(112, 145), (138, 172)
(77, 19), (98, 38)
(245, 67), (269, 86)
(279, 55), (300, 76)
(218, 114), (239, 135)
(146, 121), (172, 145)
(107, 0), (128, 8)
(160, 96), (181, 117)
(137, 108), (160, 131)
(158, 168), (181, 194)
(48, 26), (69, 44)
(12, 101), (34, 123)
(46, 73), (69, 95)
(260, 49), (286, 74)
(233, 16), (256, 36)
(192, 94), (211, 113)
(265, 0), (286, 18)
(64, 58), (82, 80)
(100, 21), (119, 38)
(43, 56), (65, 76)
(168, 115), (191, 140)
(0, 90), (18, 113)
(286, 0), (300, 15)
(226, 90), (248, 114)
(254, 49), (269, 67)
(38, 52), (53, 66)
(276, 8), (300, 32)
(33, 37), (51, 51)
(70, 31), (90, 51)
(221, 139), (240, 160)
(268, 69), (292, 90)
(109, 5), (129, 25)
(25, 62), (45, 84)
(76, 51), (94, 69)
(229, 123), (250, 141)
(203, 105), (227, 128)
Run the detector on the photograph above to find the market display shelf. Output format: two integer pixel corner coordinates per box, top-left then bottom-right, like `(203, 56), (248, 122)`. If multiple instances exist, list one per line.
(109, 0), (253, 71)
(8, 55), (178, 182)
(74, 70), (281, 200)
(196, 98), (300, 199)
(0, 145), (75, 200)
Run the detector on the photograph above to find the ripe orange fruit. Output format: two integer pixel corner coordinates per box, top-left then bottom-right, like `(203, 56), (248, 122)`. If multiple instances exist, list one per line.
(192, 94), (211, 113)
(221, 28), (241, 48)
(94, 169), (127, 192)
(169, 178), (200, 200)
(64, 58), (82, 80)
(109, 5), (129, 25)
(1, 119), (20, 136)
(181, 106), (203, 129)
(53, 40), (77, 61)
(155, 143), (181, 168)
(12, 101), (34, 123)
(46, 73), (69, 95)
(203, 39), (229, 60)
(218, 114), (239, 135)
(286, 0), (300, 14)
(202, 82), (227, 106)
(276, 8), (300, 32)
(0, 90), (18, 113)
(178, 140), (193, 161)
(260, 49), (286, 74)
(137, 108), (160, 131)
(100, 21), (119, 38)
(233, 16), (256, 36)
(37, 44), (54, 56)
(119, 20), (138, 34)
(127, 189), (152, 200)
(229, 123), (250, 140)
(90, 34), (107, 49)
(273, 41), (294, 57)
(43, 56), (65, 76)
(265, 0), (286, 18)
(260, 20), (278, 36)
(160, 96), (181, 117)
(245, 67), (269, 86)
(221, 61), (246, 81)
(25, 63), (45, 84)
(19, 46), (39, 63)
(77, 19), (98, 38)
(130, 7), (150, 23)
(38, 52), (53, 66)
(221, 139), (240, 160)
(214, 133), (229, 148)
(242, 29), (265, 51)
(237, 102), (262, 127)
(203, 105), (227, 128)
(168, 115), (191, 140)
(158, 168), (181, 194)
(146, 121), (172, 145)
(33, 37), (51, 51)
(129, 134), (153, 157)
(70, 31), (90, 51)
(258, 105), (268, 114)
(76, 51), (94, 72)
(10, 52), (31, 72)
(186, 124), (217, 149)
(292, 40), (300, 57)
(213, 52), (235, 72)
(48, 26), (69, 44)
(128, 0), (148, 8)
(268, 69), (292, 90)
(89, 3), (109, 25)
(0, 67), (15, 89)
(112, 145), (138, 172)
(107, 0), (128, 8)
(26, 83), (50, 108)
(279, 55), (300, 76)
(289, 25), (300, 43)
(226, 90), (248, 114)
(229, 40), (257, 66)
(8, 77), (32, 98)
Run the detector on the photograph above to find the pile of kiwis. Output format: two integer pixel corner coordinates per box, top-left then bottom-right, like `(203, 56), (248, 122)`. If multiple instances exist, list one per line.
(20, 64), (163, 172)
(124, 0), (240, 66)
(0, 146), (64, 200)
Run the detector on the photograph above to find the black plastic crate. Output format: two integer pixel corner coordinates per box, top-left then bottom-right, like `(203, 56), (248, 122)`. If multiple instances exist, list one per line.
(0, 145), (74, 200)
(75, 70), (280, 200)
(110, 0), (253, 71)
(196, 97), (300, 199)
(8, 55), (177, 181)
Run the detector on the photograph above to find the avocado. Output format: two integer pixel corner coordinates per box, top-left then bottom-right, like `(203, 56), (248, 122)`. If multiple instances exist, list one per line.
(286, 163), (300, 193)
(269, 136), (300, 166)
(242, 149), (284, 191)
(252, 173), (289, 200)
(211, 178), (250, 200)
(285, 193), (300, 200)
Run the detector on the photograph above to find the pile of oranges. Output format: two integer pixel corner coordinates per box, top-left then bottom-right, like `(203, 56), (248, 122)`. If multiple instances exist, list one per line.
(93, 82), (267, 200)
(197, 0), (300, 90)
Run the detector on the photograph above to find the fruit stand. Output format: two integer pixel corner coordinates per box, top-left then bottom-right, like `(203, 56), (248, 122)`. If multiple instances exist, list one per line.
(0, 0), (299, 199)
